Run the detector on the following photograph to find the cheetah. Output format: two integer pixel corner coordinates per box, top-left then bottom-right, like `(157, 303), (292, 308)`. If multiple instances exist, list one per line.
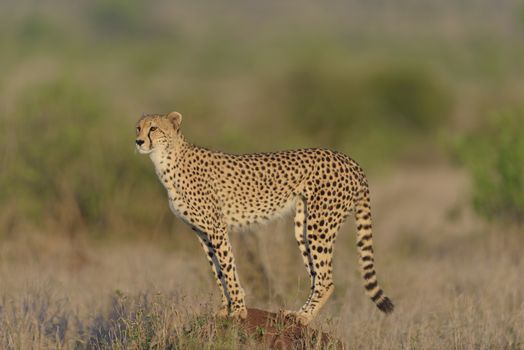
(135, 111), (394, 325)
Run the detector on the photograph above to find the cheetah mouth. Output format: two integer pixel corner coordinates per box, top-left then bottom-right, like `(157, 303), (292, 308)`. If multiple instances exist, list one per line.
(136, 145), (153, 154)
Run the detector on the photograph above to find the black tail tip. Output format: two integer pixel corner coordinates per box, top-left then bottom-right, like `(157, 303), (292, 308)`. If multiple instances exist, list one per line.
(377, 297), (394, 314)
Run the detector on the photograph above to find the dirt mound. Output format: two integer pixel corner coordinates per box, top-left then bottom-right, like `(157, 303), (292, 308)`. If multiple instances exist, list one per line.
(239, 308), (344, 349)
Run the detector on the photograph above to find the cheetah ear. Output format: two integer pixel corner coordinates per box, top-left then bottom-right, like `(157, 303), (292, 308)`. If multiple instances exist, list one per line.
(167, 111), (182, 129)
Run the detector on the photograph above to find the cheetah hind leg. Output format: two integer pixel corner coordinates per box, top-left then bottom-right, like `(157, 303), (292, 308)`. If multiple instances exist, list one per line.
(282, 197), (315, 325)
(284, 196), (340, 325)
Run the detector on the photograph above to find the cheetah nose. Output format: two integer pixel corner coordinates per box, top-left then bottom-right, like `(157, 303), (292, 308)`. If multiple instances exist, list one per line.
(136, 139), (145, 146)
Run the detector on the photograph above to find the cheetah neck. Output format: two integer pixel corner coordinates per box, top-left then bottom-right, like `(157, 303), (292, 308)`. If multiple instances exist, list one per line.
(149, 136), (188, 176)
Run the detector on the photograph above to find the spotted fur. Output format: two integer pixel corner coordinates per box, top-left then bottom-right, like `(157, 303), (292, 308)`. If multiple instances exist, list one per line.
(136, 111), (394, 324)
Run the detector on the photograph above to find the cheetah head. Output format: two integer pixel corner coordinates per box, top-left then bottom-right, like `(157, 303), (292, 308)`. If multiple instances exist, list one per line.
(135, 111), (183, 154)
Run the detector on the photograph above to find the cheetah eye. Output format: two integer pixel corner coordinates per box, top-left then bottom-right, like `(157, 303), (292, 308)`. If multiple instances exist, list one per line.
(136, 126), (141, 133)
(150, 126), (158, 132)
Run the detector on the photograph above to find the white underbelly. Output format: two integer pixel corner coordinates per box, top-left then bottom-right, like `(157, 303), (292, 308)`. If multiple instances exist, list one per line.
(224, 195), (298, 230)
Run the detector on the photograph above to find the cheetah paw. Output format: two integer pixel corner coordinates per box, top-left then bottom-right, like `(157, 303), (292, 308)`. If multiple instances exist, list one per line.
(215, 306), (229, 318)
(282, 310), (311, 325)
(230, 307), (248, 320)
(215, 306), (247, 320)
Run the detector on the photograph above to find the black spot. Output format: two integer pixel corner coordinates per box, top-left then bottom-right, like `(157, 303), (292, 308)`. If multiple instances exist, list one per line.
(371, 289), (383, 302)
(363, 271), (375, 280)
(365, 281), (378, 291)
(363, 263), (374, 270)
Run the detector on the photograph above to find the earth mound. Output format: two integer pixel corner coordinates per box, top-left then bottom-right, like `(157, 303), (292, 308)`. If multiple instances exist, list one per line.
(238, 308), (344, 349)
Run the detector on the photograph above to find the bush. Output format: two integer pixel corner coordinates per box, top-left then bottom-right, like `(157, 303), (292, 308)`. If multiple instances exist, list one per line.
(459, 109), (524, 224)
(17, 14), (64, 46)
(368, 65), (452, 130)
(88, 0), (152, 38)
(0, 79), (172, 236)
(270, 63), (452, 147)
(1, 80), (105, 222)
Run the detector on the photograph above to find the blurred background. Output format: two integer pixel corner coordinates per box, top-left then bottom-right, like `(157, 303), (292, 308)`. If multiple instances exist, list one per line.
(0, 0), (523, 348)
(1, 0), (524, 239)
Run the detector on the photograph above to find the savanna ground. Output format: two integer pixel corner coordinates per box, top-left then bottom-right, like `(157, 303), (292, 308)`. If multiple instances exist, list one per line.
(1, 0), (524, 349)
(1, 165), (522, 349)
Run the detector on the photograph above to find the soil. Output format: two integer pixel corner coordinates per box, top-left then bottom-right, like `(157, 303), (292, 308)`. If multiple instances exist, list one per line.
(238, 308), (344, 349)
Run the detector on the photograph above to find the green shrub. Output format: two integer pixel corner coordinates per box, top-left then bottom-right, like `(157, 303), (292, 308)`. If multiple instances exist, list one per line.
(17, 14), (64, 45)
(1, 80), (104, 221)
(271, 63), (452, 147)
(368, 65), (452, 130)
(277, 67), (368, 144)
(0, 79), (171, 235)
(88, 0), (152, 37)
(459, 110), (524, 224)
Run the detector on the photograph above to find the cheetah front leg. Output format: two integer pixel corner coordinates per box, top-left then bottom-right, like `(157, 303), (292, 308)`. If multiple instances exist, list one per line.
(193, 224), (247, 320)
(193, 228), (230, 317)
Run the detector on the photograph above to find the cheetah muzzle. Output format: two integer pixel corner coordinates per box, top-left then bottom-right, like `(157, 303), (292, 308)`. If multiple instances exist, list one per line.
(136, 111), (394, 325)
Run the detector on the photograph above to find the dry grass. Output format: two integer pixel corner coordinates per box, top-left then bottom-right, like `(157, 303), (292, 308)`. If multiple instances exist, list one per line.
(1, 165), (523, 349)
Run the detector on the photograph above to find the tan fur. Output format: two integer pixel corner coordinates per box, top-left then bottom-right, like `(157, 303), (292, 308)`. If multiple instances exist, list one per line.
(136, 112), (394, 324)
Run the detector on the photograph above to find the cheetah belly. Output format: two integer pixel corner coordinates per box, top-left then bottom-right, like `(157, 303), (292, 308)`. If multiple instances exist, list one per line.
(223, 194), (298, 230)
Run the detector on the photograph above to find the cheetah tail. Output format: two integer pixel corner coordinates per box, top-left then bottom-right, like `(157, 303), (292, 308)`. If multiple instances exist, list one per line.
(354, 177), (394, 314)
